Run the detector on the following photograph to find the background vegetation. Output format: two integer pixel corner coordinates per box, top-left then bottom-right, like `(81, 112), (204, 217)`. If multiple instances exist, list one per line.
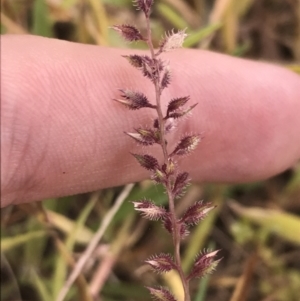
(1, 0), (300, 300)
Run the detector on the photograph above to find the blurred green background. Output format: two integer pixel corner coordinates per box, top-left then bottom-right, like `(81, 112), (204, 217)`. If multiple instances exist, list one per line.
(1, 0), (300, 301)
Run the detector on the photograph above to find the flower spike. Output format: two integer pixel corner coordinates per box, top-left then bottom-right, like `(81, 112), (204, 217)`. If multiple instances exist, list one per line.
(112, 1), (219, 299)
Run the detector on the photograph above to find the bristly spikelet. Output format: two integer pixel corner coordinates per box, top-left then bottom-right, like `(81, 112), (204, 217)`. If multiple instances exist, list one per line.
(133, 0), (154, 15)
(131, 153), (159, 170)
(180, 201), (216, 226)
(145, 253), (177, 273)
(167, 103), (198, 119)
(179, 222), (190, 238)
(162, 213), (173, 234)
(125, 127), (159, 145)
(161, 66), (171, 90)
(172, 172), (190, 196)
(132, 199), (167, 220)
(122, 54), (145, 68)
(114, 89), (156, 110)
(125, 131), (155, 145)
(123, 55), (165, 83)
(171, 135), (201, 156)
(187, 250), (221, 280)
(167, 96), (190, 115)
(146, 286), (177, 301)
(111, 24), (144, 42)
(158, 29), (188, 53)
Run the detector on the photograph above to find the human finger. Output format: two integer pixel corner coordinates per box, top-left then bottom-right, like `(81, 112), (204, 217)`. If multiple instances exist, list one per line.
(1, 35), (300, 207)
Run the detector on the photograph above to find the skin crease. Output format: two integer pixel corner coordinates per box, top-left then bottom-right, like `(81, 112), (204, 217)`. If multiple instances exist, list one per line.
(1, 35), (300, 207)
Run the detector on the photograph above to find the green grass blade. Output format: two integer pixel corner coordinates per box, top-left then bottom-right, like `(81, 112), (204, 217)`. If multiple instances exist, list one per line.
(194, 274), (211, 301)
(157, 3), (188, 29)
(45, 210), (94, 244)
(32, 0), (52, 37)
(1, 230), (46, 252)
(52, 195), (97, 299)
(184, 23), (222, 48)
(31, 268), (52, 301)
(229, 201), (300, 245)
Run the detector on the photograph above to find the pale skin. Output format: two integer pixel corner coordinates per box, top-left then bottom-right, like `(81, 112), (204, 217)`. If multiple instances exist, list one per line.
(1, 35), (300, 208)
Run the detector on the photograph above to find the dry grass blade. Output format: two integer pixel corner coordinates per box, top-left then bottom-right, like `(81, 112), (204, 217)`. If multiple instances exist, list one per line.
(162, 0), (201, 28)
(89, 214), (135, 297)
(228, 200), (300, 245)
(0, 12), (28, 34)
(55, 183), (134, 301)
(200, 0), (232, 48)
(229, 252), (258, 301)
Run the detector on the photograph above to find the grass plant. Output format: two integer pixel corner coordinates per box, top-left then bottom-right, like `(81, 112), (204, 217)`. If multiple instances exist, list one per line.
(1, 1), (300, 301)
(111, 1), (220, 299)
